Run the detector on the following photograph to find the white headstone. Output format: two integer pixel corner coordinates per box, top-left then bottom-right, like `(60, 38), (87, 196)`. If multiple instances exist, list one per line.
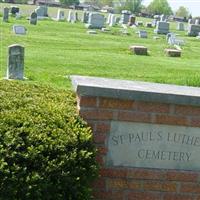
(67, 10), (76, 23)
(56, 9), (65, 21)
(106, 13), (112, 24)
(177, 22), (184, 31)
(195, 19), (200, 25)
(109, 14), (116, 27)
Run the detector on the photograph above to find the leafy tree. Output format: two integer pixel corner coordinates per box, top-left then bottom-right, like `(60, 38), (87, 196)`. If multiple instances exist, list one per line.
(147, 0), (173, 15)
(116, 0), (143, 14)
(175, 6), (190, 18)
(132, 0), (143, 13)
(100, 0), (113, 6)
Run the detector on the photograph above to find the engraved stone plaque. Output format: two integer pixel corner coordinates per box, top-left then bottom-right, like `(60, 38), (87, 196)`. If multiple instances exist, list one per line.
(107, 121), (200, 171)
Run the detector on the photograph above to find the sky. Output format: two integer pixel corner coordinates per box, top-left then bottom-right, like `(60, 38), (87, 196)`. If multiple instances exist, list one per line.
(143, 0), (200, 17)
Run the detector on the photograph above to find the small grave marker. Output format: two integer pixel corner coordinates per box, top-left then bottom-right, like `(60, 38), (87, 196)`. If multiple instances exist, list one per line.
(129, 45), (148, 55)
(165, 49), (181, 57)
(138, 30), (147, 38)
(13, 25), (27, 35)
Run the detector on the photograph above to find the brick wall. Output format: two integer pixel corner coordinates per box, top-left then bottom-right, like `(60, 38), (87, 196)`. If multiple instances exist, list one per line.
(77, 95), (200, 200)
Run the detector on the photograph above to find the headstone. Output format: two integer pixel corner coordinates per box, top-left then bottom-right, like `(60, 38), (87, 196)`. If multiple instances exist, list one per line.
(166, 33), (185, 46)
(3, 7), (9, 22)
(154, 15), (160, 21)
(85, 12), (104, 29)
(10, 6), (19, 15)
(116, 17), (120, 24)
(106, 13), (112, 24)
(35, 6), (48, 17)
(146, 22), (152, 28)
(177, 22), (184, 31)
(188, 19), (194, 24)
(160, 14), (166, 22)
(188, 24), (200, 36)
(30, 12), (37, 25)
(154, 21), (170, 34)
(82, 11), (89, 23)
(56, 9), (65, 21)
(109, 14), (116, 27)
(75, 11), (78, 21)
(165, 49), (181, 57)
(7, 44), (24, 80)
(136, 21), (143, 26)
(128, 15), (136, 26)
(87, 30), (97, 34)
(153, 36), (160, 40)
(138, 30), (147, 38)
(67, 10), (76, 23)
(13, 25), (27, 35)
(101, 28), (110, 32)
(120, 13), (131, 24)
(129, 45), (148, 55)
(195, 19), (200, 25)
(152, 19), (158, 27)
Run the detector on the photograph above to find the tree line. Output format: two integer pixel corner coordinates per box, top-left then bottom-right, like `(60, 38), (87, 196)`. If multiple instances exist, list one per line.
(3, 0), (191, 18)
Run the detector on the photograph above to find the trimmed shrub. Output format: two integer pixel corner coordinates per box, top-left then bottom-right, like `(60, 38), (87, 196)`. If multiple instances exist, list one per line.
(0, 81), (98, 200)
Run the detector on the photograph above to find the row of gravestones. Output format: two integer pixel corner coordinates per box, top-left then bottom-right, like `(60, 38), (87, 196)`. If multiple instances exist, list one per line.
(6, 40), (184, 82)
(130, 45), (181, 57)
(3, 5), (200, 38)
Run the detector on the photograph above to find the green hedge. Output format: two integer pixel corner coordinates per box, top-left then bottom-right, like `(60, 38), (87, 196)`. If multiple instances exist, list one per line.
(0, 81), (98, 200)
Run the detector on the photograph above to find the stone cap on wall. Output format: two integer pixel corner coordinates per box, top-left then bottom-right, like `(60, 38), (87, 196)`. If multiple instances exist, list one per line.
(70, 75), (200, 106)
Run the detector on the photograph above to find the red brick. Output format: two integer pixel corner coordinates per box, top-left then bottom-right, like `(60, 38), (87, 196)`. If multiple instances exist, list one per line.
(127, 191), (161, 200)
(93, 133), (106, 144)
(155, 114), (188, 126)
(79, 109), (114, 120)
(100, 168), (127, 178)
(93, 190), (124, 200)
(190, 117), (200, 128)
(181, 183), (200, 193)
(175, 105), (200, 116)
(96, 155), (104, 166)
(99, 97), (134, 110)
(78, 96), (97, 107)
(127, 169), (164, 180)
(93, 178), (106, 189)
(118, 111), (151, 123)
(166, 171), (198, 182)
(163, 194), (194, 200)
(107, 179), (141, 190)
(196, 195), (200, 200)
(96, 122), (111, 133)
(143, 181), (177, 192)
(137, 101), (170, 113)
(97, 146), (108, 155)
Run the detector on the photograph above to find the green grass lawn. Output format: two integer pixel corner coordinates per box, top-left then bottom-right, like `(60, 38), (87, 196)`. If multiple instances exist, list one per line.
(1, 3), (200, 90)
